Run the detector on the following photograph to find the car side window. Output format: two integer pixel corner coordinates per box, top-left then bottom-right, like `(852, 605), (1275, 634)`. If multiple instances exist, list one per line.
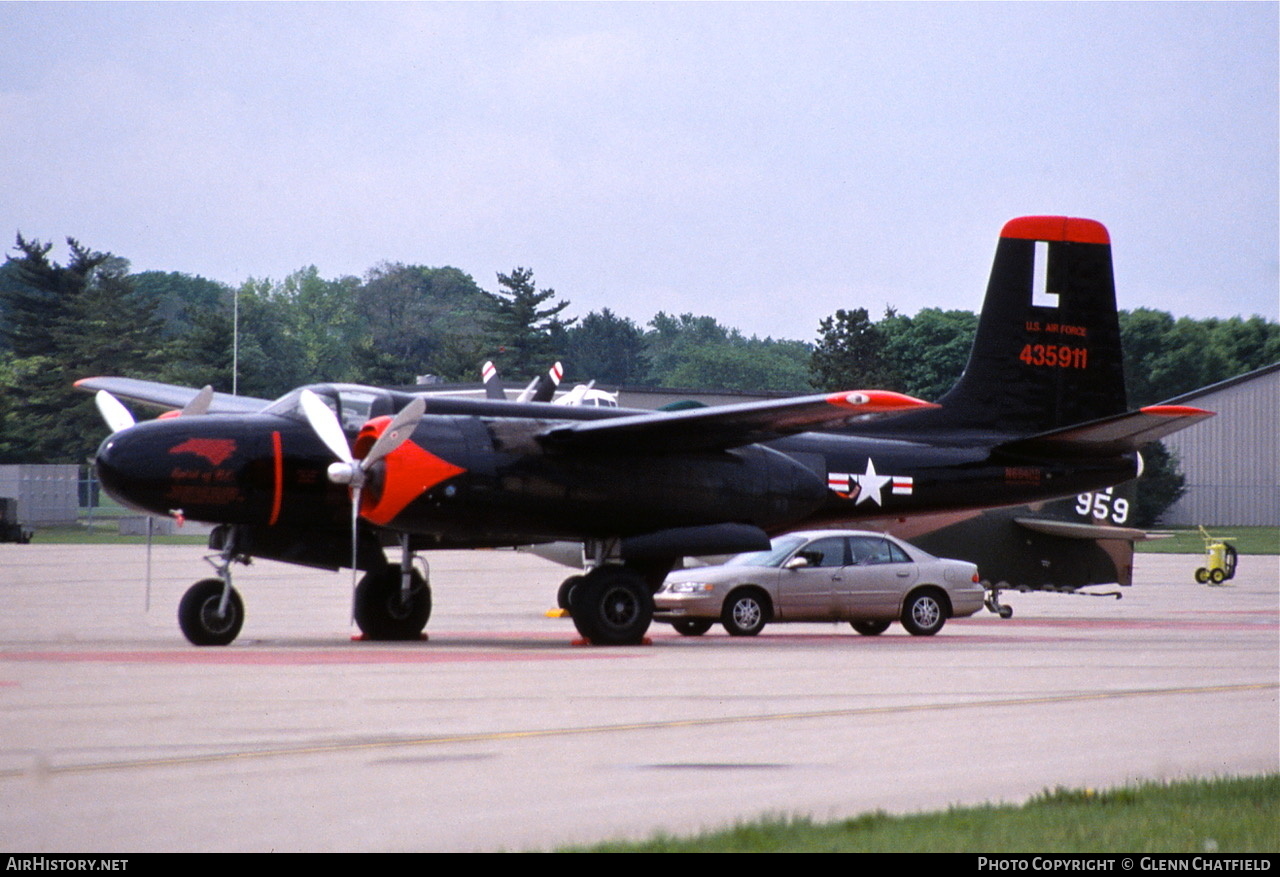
(850, 537), (905, 565)
(886, 541), (911, 563)
(799, 537), (848, 568)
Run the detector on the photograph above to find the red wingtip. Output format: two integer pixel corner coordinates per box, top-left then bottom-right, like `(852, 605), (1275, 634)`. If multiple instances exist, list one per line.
(826, 390), (939, 411)
(1001, 216), (1110, 245)
(1140, 405), (1214, 418)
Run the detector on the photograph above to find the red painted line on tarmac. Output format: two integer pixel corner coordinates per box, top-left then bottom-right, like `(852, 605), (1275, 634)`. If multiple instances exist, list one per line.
(0, 648), (629, 666)
(953, 617), (1277, 631)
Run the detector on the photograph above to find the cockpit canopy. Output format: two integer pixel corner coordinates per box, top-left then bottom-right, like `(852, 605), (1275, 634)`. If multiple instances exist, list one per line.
(264, 384), (395, 434)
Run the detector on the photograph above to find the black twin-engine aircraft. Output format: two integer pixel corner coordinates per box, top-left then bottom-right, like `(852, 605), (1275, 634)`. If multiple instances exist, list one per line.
(80, 216), (1211, 646)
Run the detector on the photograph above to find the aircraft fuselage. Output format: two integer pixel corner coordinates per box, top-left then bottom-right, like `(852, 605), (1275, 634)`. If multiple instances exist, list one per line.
(95, 399), (1138, 554)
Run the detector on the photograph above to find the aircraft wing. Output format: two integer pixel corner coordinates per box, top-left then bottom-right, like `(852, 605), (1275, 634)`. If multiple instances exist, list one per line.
(75, 376), (269, 415)
(995, 405), (1213, 458)
(538, 390), (936, 453)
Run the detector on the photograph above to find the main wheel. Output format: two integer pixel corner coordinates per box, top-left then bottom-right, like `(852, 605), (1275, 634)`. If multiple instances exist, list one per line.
(178, 578), (244, 646)
(570, 568), (653, 645)
(1194, 567), (1210, 584)
(851, 619), (891, 636)
(1209, 568), (1226, 584)
(900, 589), (947, 636)
(557, 575), (584, 611)
(721, 589), (769, 636)
(671, 619), (713, 636)
(355, 568), (431, 640)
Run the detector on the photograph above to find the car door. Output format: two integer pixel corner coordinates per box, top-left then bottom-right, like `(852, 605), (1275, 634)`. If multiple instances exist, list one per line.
(774, 536), (847, 620)
(837, 536), (919, 617)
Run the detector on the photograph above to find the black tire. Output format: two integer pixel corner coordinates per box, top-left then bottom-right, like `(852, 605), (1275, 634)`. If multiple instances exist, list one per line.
(354, 568), (431, 640)
(570, 568), (653, 645)
(721, 589), (769, 636)
(1194, 567), (1209, 584)
(851, 619), (891, 636)
(178, 578), (244, 646)
(672, 619), (713, 636)
(1209, 567), (1226, 585)
(557, 575), (584, 611)
(900, 589), (948, 636)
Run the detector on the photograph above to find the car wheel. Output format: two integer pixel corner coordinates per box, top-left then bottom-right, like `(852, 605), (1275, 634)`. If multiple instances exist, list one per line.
(721, 589), (769, 636)
(671, 619), (713, 636)
(900, 589), (947, 636)
(851, 619), (891, 636)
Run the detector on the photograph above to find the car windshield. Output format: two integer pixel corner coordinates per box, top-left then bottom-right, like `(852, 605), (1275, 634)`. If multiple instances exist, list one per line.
(723, 535), (808, 569)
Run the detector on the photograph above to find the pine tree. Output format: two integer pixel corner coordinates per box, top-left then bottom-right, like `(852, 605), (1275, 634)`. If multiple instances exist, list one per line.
(488, 267), (573, 378)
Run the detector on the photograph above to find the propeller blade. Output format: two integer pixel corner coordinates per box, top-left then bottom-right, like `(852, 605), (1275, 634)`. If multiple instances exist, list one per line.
(181, 385), (214, 417)
(95, 390), (136, 433)
(299, 389), (356, 466)
(362, 397), (425, 469)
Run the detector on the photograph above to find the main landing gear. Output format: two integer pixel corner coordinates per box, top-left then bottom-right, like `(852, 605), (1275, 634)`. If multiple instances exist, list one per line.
(353, 535), (431, 640)
(558, 541), (662, 646)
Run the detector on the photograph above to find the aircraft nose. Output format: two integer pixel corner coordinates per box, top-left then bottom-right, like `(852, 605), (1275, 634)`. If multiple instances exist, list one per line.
(95, 425), (171, 516)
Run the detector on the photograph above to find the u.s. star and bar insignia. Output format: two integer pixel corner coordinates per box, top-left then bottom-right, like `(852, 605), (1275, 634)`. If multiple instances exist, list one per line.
(828, 458), (914, 506)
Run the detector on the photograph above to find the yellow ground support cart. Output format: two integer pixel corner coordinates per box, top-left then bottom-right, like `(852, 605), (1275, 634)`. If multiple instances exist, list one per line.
(1194, 526), (1238, 585)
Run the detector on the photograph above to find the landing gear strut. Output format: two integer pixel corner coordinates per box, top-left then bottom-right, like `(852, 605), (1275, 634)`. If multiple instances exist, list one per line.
(565, 539), (658, 645)
(178, 526), (249, 645)
(985, 587), (1014, 619)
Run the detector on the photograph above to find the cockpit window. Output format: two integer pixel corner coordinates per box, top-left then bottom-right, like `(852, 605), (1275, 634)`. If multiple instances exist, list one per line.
(262, 385), (385, 434)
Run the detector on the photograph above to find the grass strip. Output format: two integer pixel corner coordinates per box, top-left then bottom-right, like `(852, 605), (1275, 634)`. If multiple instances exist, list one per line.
(565, 774), (1279, 853)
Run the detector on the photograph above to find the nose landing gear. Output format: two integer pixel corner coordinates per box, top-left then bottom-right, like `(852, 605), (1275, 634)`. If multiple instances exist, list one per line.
(178, 527), (249, 646)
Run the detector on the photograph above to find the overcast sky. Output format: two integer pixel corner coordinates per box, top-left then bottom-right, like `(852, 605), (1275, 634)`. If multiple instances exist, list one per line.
(3, 2), (1276, 341)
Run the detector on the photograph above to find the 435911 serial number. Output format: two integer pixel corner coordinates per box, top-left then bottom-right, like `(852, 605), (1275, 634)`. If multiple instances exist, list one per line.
(1019, 344), (1088, 369)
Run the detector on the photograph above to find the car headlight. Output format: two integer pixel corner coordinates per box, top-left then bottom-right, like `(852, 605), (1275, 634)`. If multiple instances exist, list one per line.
(665, 581), (715, 594)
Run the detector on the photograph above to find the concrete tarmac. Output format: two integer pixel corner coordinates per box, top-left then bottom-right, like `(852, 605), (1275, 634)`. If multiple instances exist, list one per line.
(0, 543), (1275, 852)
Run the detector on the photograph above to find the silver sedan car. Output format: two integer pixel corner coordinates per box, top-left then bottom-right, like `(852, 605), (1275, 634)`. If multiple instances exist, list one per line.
(654, 529), (984, 637)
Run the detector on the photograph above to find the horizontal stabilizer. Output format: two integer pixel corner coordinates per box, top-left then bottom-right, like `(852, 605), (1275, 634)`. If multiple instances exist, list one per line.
(1013, 517), (1147, 543)
(539, 390), (937, 453)
(996, 405), (1213, 458)
(75, 377), (268, 415)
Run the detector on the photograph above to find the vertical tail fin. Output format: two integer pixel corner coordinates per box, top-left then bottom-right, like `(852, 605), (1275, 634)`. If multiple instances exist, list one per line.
(931, 216), (1128, 435)
(481, 361), (506, 400)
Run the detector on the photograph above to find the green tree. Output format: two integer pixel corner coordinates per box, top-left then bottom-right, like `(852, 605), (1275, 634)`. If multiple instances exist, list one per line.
(131, 271), (231, 339)
(1120, 310), (1280, 407)
(879, 308), (978, 400)
(357, 263), (498, 384)
(0, 235), (167, 463)
(563, 308), (649, 385)
(643, 312), (735, 386)
(665, 343), (810, 392)
(808, 307), (899, 391)
(488, 267), (573, 379)
(1132, 441), (1187, 527)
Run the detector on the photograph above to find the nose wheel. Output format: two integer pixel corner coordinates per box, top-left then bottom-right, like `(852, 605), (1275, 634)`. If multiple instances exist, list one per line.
(177, 526), (251, 646)
(178, 577), (244, 646)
